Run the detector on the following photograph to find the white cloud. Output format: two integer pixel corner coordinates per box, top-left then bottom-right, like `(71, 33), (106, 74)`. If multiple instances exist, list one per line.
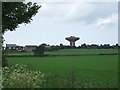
(95, 13), (118, 26)
(38, 2), (71, 18)
(25, 0), (119, 3)
(41, 3), (48, 10)
(37, 2), (117, 25)
(37, 2), (95, 23)
(64, 2), (95, 22)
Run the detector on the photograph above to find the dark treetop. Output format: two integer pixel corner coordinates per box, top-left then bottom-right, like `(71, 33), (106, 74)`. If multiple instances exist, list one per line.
(2, 2), (41, 34)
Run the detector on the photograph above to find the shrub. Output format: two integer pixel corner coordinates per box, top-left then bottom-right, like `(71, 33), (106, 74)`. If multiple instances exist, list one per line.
(1, 64), (45, 88)
(34, 45), (45, 56)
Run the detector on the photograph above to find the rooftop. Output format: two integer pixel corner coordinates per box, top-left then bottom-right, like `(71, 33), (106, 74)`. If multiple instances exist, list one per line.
(6, 44), (17, 47)
(25, 45), (37, 47)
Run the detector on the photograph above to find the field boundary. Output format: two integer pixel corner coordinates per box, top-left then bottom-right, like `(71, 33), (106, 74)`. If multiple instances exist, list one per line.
(6, 53), (119, 57)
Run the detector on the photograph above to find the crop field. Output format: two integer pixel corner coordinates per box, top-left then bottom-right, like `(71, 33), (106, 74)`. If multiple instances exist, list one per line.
(46, 49), (118, 55)
(6, 49), (118, 56)
(6, 49), (118, 88)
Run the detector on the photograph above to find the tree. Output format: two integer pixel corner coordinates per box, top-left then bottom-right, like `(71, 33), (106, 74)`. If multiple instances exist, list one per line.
(2, 2), (41, 66)
(81, 43), (87, 49)
(115, 44), (119, 49)
(89, 44), (99, 49)
(2, 2), (41, 34)
(60, 43), (64, 49)
(102, 44), (110, 49)
(34, 44), (45, 56)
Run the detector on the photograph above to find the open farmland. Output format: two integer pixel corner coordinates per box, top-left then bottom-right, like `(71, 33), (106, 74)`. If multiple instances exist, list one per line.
(6, 49), (118, 56)
(6, 49), (118, 88)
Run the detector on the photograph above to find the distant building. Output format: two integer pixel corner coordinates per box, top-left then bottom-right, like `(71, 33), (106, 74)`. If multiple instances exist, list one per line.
(15, 46), (25, 51)
(45, 45), (51, 48)
(25, 45), (37, 52)
(6, 44), (17, 51)
(6, 44), (25, 52)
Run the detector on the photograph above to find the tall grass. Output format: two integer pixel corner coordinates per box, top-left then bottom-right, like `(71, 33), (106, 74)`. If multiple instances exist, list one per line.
(44, 71), (112, 88)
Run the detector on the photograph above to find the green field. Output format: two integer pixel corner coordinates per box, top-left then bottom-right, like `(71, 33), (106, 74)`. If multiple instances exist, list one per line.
(7, 49), (118, 56)
(46, 49), (118, 55)
(6, 49), (118, 88)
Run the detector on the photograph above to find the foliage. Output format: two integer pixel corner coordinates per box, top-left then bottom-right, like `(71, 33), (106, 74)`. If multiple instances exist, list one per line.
(59, 43), (64, 49)
(46, 45), (60, 51)
(2, 2), (41, 34)
(1, 64), (45, 88)
(2, 2), (40, 67)
(34, 43), (120, 50)
(34, 44), (45, 56)
(78, 43), (120, 49)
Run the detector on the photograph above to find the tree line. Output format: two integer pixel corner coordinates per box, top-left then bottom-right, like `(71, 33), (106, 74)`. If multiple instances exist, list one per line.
(33, 43), (120, 56)
(78, 43), (119, 49)
(44, 43), (120, 49)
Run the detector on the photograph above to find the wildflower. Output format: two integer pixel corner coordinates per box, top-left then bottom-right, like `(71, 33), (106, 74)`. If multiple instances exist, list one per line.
(2, 64), (45, 88)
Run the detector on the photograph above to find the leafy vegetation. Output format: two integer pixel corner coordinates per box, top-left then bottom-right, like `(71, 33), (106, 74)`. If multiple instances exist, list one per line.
(1, 64), (45, 88)
(2, 2), (40, 67)
(34, 44), (45, 56)
(42, 43), (119, 49)
(2, 2), (40, 34)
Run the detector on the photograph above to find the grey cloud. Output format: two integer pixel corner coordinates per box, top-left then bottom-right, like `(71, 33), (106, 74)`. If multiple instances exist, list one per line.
(65, 2), (118, 24)
(37, 2), (117, 25)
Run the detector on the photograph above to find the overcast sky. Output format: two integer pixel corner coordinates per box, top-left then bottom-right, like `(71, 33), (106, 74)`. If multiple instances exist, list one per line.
(3, 0), (118, 46)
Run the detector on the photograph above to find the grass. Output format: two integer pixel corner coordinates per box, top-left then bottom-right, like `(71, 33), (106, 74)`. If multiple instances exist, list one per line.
(7, 55), (118, 88)
(45, 49), (118, 55)
(6, 49), (118, 56)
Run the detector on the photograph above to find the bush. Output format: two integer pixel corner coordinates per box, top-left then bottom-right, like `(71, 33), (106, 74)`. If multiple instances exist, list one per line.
(1, 64), (45, 88)
(34, 45), (45, 56)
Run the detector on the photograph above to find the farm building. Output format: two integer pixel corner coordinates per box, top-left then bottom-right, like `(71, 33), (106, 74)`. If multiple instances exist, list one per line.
(6, 44), (25, 52)
(25, 45), (37, 52)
